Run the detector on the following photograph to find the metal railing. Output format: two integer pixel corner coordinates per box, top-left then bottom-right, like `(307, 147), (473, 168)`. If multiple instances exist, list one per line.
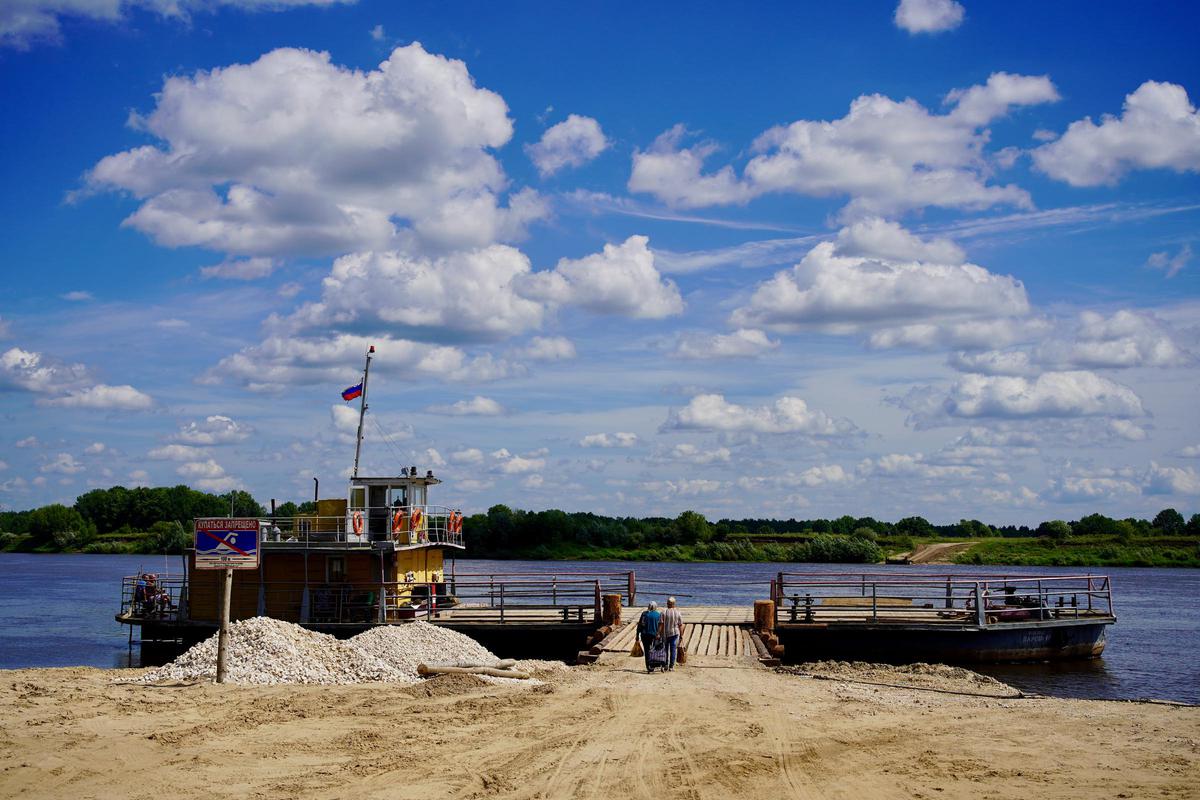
(118, 575), (603, 626)
(450, 570), (636, 606)
(772, 572), (1115, 627)
(256, 505), (464, 549)
(118, 574), (188, 621)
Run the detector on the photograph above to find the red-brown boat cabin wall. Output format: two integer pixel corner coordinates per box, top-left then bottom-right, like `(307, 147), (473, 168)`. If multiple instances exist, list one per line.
(186, 547), (446, 624)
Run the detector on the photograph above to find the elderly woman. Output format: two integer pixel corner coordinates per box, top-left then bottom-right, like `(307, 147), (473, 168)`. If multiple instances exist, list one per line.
(636, 600), (663, 673)
(662, 597), (685, 670)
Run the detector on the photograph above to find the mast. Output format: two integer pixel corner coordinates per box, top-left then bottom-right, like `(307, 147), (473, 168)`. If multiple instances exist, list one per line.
(352, 345), (374, 479)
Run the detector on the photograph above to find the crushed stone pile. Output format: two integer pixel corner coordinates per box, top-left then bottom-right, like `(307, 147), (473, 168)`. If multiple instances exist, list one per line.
(136, 617), (518, 686)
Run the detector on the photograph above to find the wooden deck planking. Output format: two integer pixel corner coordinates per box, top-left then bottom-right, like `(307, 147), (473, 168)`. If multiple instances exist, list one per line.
(590, 606), (774, 662)
(601, 618), (758, 661)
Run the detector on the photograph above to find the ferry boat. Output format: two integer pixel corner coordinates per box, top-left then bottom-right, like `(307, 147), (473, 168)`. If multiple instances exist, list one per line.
(116, 346), (466, 647)
(117, 346), (627, 661)
(768, 571), (1117, 663)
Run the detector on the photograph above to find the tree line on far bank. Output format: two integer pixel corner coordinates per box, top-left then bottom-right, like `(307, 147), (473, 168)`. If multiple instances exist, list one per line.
(0, 485), (300, 554)
(460, 505), (1200, 563)
(2, 484), (1195, 565)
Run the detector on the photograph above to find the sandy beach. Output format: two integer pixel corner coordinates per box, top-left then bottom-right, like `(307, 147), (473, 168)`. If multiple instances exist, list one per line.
(2, 650), (1197, 800)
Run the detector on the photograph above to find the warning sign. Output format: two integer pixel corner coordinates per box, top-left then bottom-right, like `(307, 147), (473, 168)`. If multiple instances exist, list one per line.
(194, 518), (260, 569)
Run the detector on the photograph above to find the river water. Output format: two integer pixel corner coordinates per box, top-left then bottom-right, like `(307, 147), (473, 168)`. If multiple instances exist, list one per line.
(1, 553), (1196, 703)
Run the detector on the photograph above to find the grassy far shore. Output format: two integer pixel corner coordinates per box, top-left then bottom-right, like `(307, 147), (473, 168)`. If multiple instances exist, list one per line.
(2, 484), (1198, 567)
(444, 535), (1200, 568)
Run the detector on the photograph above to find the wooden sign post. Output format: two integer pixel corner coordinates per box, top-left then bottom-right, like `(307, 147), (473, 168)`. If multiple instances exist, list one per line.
(216, 567), (234, 683)
(194, 518), (261, 684)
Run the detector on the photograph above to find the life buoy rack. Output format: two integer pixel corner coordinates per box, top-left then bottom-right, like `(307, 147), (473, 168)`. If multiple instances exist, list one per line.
(391, 508), (406, 534)
(448, 511), (463, 534)
(351, 510), (364, 535)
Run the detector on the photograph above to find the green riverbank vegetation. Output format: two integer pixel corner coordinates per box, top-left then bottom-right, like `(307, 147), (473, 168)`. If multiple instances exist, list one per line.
(1, 486), (1198, 567)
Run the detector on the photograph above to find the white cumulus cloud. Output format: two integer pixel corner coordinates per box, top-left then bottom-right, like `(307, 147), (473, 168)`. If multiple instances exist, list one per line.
(731, 239), (1030, 339)
(940, 371), (1145, 421)
(525, 114), (610, 176)
(449, 448), (484, 465)
(1033, 81), (1200, 186)
(497, 454), (545, 474)
(174, 415), (253, 445)
(645, 478), (722, 497)
(0, 347), (90, 392)
(579, 432), (639, 448)
(85, 44), (542, 257)
(628, 125), (756, 208)
(285, 245), (547, 341)
(426, 396), (505, 416)
(1056, 310), (1188, 369)
(1143, 463), (1200, 496)
(674, 329), (779, 360)
(662, 393), (857, 436)
(835, 217), (964, 264)
(39, 384), (154, 410)
(518, 336), (576, 361)
(947, 309), (1189, 375)
(631, 73), (1057, 219)
(41, 452), (84, 474)
(177, 459), (226, 479)
(858, 453), (976, 480)
(208, 334), (518, 392)
(894, 0), (964, 34)
(521, 235), (684, 319)
(149, 444), (209, 461)
(659, 443), (731, 465)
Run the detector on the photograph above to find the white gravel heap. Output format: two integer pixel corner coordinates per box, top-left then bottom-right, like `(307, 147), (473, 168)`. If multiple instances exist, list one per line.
(136, 617), (504, 686)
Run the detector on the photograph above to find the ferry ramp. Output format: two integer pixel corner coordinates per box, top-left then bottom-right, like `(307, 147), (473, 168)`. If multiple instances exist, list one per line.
(601, 606), (760, 662)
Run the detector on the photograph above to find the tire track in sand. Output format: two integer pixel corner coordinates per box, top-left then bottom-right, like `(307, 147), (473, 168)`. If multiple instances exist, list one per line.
(772, 717), (819, 800)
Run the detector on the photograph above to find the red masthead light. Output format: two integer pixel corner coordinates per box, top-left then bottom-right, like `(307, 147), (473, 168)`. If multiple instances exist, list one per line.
(368, 345), (375, 353)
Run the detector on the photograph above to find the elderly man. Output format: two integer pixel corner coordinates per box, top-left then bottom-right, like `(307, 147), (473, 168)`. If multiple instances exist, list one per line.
(662, 597), (685, 670)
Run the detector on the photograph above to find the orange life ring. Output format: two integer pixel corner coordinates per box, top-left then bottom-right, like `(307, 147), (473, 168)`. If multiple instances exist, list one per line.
(449, 511), (463, 534)
(391, 508), (406, 534)
(410, 508), (424, 530)
(351, 510), (364, 535)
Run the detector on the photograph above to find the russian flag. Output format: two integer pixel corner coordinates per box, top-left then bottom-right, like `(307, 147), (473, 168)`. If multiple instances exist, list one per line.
(341, 382), (363, 401)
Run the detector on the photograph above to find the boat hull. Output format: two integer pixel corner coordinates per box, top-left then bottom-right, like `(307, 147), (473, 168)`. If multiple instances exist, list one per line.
(776, 618), (1111, 664)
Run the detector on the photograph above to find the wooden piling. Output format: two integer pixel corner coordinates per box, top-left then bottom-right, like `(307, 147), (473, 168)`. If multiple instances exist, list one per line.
(602, 593), (622, 626)
(753, 600), (775, 633)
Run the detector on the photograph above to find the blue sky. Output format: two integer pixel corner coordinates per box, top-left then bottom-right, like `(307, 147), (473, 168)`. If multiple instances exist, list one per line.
(1, 0), (1198, 524)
